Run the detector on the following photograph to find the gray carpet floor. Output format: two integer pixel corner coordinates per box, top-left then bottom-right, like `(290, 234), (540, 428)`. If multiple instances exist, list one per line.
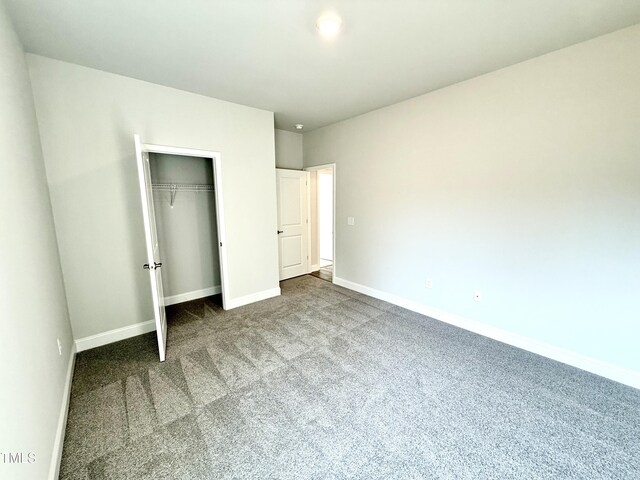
(60, 275), (640, 479)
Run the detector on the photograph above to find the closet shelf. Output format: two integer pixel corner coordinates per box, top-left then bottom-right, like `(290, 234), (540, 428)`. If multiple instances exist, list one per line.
(152, 183), (214, 207)
(152, 183), (214, 191)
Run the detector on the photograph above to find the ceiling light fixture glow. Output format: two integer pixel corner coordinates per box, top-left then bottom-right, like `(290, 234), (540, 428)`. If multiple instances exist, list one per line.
(295, 124), (304, 130)
(316, 13), (342, 38)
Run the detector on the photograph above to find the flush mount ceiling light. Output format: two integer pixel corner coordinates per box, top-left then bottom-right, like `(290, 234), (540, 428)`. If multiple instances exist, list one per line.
(316, 13), (342, 38)
(295, 124), (304, 130)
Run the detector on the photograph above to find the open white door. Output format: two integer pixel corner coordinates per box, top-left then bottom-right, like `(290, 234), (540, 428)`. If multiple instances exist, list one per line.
(276, 169), (310, 280)
(134, 134), (167, 361)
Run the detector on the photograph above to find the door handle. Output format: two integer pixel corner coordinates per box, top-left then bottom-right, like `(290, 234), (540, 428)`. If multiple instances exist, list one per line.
(143, 262), (163, 270)
(277, 230), (284, 234)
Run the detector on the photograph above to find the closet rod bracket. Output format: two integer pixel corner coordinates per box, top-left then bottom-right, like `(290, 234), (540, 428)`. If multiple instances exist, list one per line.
(170, 184), (177, 208)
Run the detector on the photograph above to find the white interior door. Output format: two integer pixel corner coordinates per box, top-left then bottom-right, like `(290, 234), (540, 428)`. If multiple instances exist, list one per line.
(276, 169), (310, 280)
(134, 134), (167, 361)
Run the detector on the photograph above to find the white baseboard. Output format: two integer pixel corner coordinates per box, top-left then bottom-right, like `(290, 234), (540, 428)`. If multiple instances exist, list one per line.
(225, 287), (281, 310)
(49, 344), (76, 480)
(164, 285), (221, 306)
(334, 276), (640, 390)
(75, 319), (156, 353)
(74, 286), (280, 351)
(310, 264), (319, 273)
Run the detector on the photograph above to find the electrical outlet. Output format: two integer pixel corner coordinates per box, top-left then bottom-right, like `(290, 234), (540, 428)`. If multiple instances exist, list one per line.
(57, 338), (62, 356)
(474, 291), (482, 302)
(426, 279), (433, 289)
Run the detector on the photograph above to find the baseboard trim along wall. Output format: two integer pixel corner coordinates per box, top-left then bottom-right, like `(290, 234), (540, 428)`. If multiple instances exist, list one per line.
(310, 264), (319, 273)
(49, 345), (76, 480)
(75, 287), (281, 351)
(225, 287), (281, 310)
(333, 276), (640, 390)
(75, 319), (156, 352)
(164, 286), (222, 306)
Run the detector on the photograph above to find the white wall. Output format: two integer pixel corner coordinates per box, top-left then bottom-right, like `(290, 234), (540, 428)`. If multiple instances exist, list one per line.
(0, 3), (74, 479)
(304, 25), (640, 374)
(28, 55), (280, 340)
(275, 128), (303, 169)
(150, 154), (221, 299)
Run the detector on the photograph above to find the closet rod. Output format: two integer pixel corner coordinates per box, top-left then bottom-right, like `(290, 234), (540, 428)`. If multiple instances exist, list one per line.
(152, 183), (214, 191)
(152, 183), (214, 207)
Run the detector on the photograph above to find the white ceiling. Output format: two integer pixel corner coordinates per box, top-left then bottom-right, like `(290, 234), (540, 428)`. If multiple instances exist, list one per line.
(6, 1), (640, 132)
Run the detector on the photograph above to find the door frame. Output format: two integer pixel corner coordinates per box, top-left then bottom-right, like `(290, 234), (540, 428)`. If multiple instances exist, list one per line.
(304, 163), (336, 282)
(140, 140), (230, 309)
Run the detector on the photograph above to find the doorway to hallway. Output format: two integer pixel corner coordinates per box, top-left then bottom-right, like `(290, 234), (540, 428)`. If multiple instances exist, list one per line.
(306, 164), (335, 283)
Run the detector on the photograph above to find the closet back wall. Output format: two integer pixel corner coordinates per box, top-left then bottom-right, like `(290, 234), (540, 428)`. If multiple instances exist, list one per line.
(27, 54), (279, 340)
(150, 153), (221, 300)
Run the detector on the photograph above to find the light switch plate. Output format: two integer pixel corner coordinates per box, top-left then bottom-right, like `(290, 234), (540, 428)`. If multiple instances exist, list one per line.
(347, 216), (355, 226)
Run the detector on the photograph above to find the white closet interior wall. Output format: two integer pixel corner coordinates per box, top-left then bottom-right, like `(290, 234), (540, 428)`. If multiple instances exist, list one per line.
(149, 153), (221, 302)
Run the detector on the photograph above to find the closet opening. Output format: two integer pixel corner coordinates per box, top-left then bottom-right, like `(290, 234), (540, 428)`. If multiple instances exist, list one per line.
(134, 134), (228, 361)
(149, 153), (223, 308)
